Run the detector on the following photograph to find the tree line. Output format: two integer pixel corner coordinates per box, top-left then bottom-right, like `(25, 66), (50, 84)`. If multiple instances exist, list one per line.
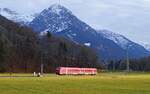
(105, 56), (150, 72)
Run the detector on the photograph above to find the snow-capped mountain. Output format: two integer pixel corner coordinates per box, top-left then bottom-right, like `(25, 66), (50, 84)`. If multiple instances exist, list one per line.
(99, 30), (131, 49)
(0, 8), (34, 24)
(98, 29), (150, 57)
(29, 4), (150, 60)
(30, 4), (74, 33)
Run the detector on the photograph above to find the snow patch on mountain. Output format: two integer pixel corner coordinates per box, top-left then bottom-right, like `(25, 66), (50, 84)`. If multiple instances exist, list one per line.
(99, 30), (131, 49)
(71, 33), (77, 36)
(84, 43), (91, 47)
(50, 4), (63, 15)
(40, 29), (49, 36)
(56, 22), (69, 32)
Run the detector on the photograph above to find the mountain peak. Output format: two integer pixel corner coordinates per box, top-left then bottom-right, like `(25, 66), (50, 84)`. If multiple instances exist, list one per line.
(50, 4), (64, 8)
(31, 4), (75, 32)
(45, 4), (72, 15)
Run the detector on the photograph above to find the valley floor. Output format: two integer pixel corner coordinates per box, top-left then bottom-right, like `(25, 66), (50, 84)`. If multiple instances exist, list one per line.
(0, 72), (150, 94)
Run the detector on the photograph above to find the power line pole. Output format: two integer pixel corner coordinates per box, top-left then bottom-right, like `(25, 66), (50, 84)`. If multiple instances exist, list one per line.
(40, 52), (44, 75)
(126, 46), (130, 72)
(113, 61), (115, 71)
(41, 63), (44, 75)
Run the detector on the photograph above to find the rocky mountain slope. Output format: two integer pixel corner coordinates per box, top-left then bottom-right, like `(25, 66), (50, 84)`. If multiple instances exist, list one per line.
(29, 4), (150, 60)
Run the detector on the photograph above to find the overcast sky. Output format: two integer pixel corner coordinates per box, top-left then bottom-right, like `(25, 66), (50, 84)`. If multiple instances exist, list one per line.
(0, 0), (150, 45)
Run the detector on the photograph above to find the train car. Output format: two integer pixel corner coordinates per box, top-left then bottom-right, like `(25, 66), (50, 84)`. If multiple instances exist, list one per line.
(56, 67), (97, 75)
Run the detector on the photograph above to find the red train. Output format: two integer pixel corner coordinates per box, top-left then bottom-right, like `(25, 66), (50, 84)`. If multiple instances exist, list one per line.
(56, 67), (97, 75)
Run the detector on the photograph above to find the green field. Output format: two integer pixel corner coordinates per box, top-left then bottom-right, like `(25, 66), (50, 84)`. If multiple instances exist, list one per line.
(0, 72), (150, 94)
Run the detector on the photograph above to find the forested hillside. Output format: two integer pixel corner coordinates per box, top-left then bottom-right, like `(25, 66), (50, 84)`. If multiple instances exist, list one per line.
(0, 15), (101, 73)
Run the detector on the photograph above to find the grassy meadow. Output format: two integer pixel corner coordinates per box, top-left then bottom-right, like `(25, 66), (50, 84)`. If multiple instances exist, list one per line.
(0, 72), (150, 94)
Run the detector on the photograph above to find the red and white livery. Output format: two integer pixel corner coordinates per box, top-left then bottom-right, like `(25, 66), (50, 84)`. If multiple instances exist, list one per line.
(56, 67), (97, 75)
